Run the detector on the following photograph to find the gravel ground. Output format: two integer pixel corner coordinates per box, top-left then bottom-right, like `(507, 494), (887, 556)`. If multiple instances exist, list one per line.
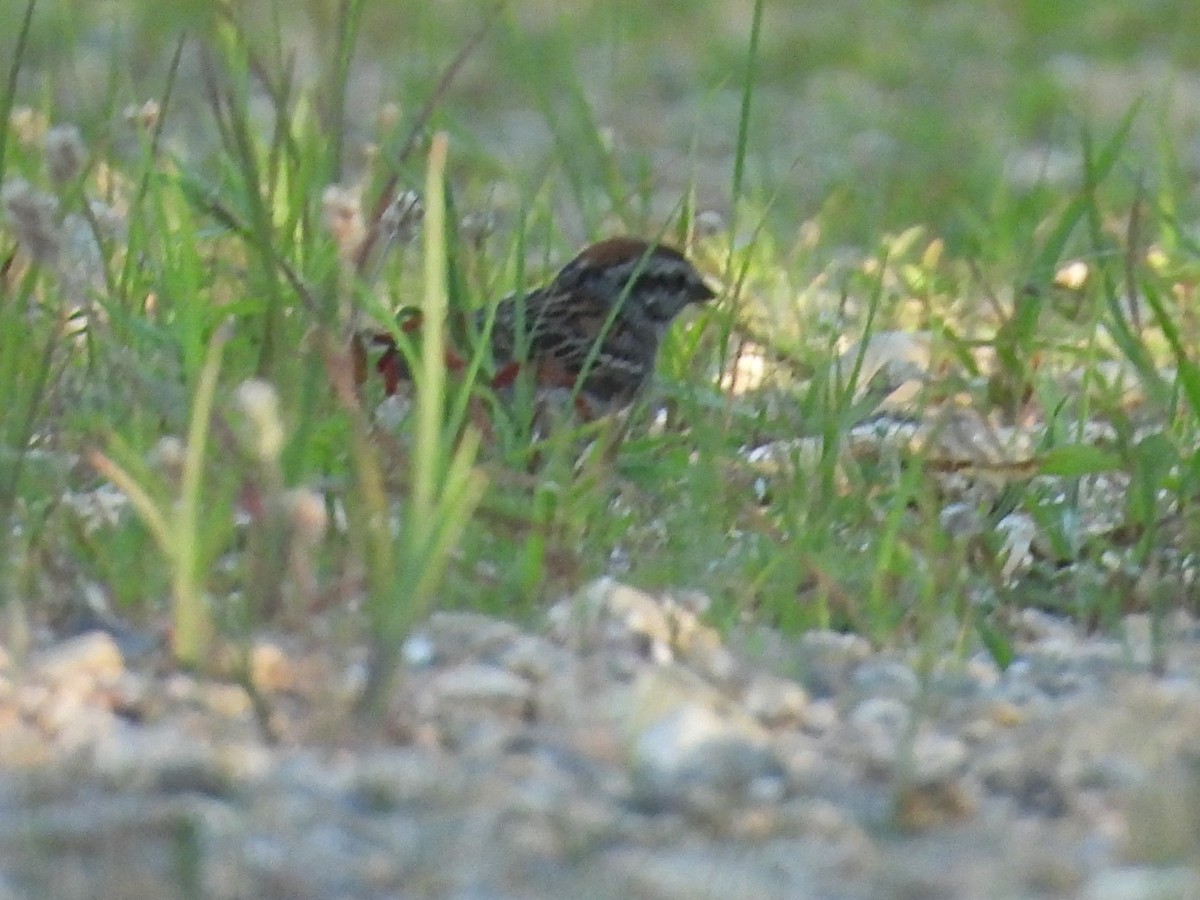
(2, 579), (1200, 899)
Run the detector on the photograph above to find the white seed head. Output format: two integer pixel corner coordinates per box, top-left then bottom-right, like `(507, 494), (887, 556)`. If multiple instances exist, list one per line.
(149, 435), (187, 483)
(321, 184), (366, 261)
(377, 102), (402, 132)
(123, 99), (161, 130)
(284, 487), (328, 546)
(44, 125), (87, 186)
(694, 209), (726, 237)
(234, 379), (285, 463)
(380, 189), (423, 245)
(1, 178), (61, 264)
(9, 106), (48, 146)
(1053, 260), (1089, 290)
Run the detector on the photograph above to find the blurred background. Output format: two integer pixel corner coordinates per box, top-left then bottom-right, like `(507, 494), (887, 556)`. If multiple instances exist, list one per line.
(10, 0), (1200, 251)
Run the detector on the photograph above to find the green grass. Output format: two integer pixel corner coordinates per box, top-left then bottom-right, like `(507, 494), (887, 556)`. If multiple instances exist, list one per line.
(3, 0), (1200, 705)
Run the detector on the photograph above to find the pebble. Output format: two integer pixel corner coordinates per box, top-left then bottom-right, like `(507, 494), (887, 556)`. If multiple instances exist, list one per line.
(742, 674), (808, 728)
(849, 659), (920, 703)
(419, 611), (524, 665)
(498, 634), (563, 682)
(849, 696), (911, 749)
(795, 630), (874, 695)
(800, 698), (839, 735)
(1085, 866), (1200, 900)
(31, 631), (123, 685)
(611, 847), (794, 900)
(629, 702), (784, 815)
(250, 642), (292, 693)
(910, 732), (969, 784)
(429, 663), (533, 715)
(1, 581), (1198, 897)
(550, 577), (675, 662)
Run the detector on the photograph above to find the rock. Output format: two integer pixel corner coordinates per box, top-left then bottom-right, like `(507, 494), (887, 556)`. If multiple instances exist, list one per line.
(894, 778), (979, 830)
(910, 732), (968, 785)
(848, 696), (912, 776)
(192, 680), (255, 721)
(850, 696), (966, 785)
(422, 662), (535, 751)
(609, 846), (796, 900)
(32, 632), (123, 686)
(849, 697), (911, 745)
(350, 748), (464, 813)
(91, 723), (230, 795)
(549, 578), (675, 663)
(979, 753), (1069, 817)
(629, 702), (785, 816)
(1013, 608), (1078, 644)
(800, 698), (838, 735)
(41, 701), (115, 753)
(428, 663), (533, 718)
(1084, 866), (1200, 900)
(742, 674), (808, 729)
(7, 576), (1200, 897)
(1120, 761), (1200, 865)
(678, 631), (740, 686)
(250, 642), (292, 693)
(0, 716), (49, 768)
(796, 631), (873, 695)
(849, 659), (920, 703)
(499, 634), (567, 683)
(400, 630), (436, 668)
(627, 664), (745, 732)
(415, 612), (524, 666)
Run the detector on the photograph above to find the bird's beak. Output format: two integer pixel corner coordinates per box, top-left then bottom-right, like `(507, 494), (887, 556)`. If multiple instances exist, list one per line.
(693, 279), (718, 303)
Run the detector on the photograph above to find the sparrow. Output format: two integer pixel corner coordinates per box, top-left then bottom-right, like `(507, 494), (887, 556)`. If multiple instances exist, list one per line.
(361, 236), (716, 419)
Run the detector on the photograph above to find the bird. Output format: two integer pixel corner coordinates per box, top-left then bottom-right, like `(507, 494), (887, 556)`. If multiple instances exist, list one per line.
(360, 236), (716, 419)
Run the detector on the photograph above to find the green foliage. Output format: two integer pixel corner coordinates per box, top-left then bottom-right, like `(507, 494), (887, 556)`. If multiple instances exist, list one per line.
(2, 0), (1200, 695)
